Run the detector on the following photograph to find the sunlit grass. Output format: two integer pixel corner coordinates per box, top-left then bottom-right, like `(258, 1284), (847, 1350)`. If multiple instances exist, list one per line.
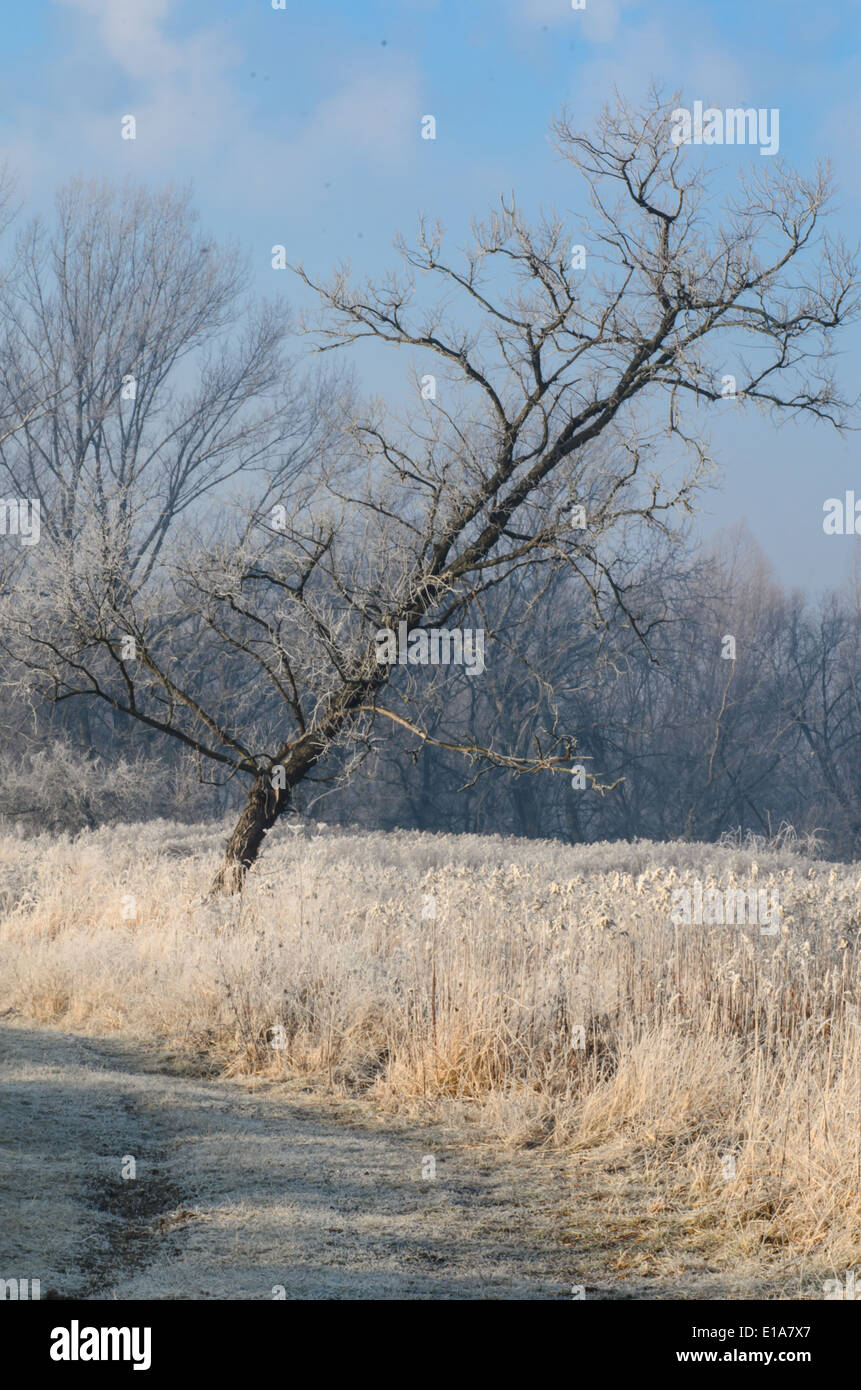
(1, 818), (858, 1272)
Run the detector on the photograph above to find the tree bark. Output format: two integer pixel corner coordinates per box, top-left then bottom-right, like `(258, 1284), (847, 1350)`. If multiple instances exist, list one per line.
(210, 772), (286, 894)
(210, 675), (382, 893)
(211, 611), (411, 889)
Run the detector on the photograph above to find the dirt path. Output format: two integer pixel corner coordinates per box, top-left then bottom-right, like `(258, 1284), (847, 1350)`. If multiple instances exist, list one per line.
(2, 1019), (810, 1300)
(1, 1018), (591, 1300)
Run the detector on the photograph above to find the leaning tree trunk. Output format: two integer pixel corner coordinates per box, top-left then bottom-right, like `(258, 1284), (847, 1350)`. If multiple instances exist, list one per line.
(209, 685), (374, 894)
(210, 772), (287, 895)
(210, 593), (447, 894)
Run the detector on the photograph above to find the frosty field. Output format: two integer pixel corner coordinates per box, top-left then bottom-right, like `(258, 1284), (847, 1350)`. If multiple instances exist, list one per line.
(1, 819), (859, 1297)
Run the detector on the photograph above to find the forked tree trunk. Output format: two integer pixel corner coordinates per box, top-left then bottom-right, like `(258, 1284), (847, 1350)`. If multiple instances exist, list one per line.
(210, 612), (420, 893)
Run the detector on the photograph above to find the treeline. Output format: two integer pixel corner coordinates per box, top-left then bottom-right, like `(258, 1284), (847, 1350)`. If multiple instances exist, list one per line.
(325, 531), (861, 859)
(3, 528), (858, 861)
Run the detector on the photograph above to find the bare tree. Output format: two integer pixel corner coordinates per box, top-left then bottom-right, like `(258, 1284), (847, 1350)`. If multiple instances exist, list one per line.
(3, 91), (858, 890)
(0, 179), (310, 568)
(0, 176), (333, 786)
(784, 584), (861, 853)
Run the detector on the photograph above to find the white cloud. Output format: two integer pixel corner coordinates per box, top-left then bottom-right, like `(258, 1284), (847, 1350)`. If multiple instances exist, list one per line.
(55, 0), (182, 80)
(5, 2), (420, 222)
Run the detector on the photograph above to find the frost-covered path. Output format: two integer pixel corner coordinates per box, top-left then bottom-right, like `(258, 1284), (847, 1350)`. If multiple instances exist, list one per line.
(1, 1018), (582, 1300)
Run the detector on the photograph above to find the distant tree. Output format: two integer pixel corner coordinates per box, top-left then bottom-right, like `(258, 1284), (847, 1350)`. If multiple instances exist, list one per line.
(784, 584), (861, 855)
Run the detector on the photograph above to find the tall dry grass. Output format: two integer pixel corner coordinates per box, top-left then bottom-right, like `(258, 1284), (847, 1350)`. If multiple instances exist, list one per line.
(1, 818), (858, 1271)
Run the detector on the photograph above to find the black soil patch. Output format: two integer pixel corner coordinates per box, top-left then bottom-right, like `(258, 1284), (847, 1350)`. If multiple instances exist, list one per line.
(76, 1166), (193, 1298)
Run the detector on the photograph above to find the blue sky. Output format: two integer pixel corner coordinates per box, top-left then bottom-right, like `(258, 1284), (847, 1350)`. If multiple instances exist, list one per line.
(1, 0), (860, 590)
